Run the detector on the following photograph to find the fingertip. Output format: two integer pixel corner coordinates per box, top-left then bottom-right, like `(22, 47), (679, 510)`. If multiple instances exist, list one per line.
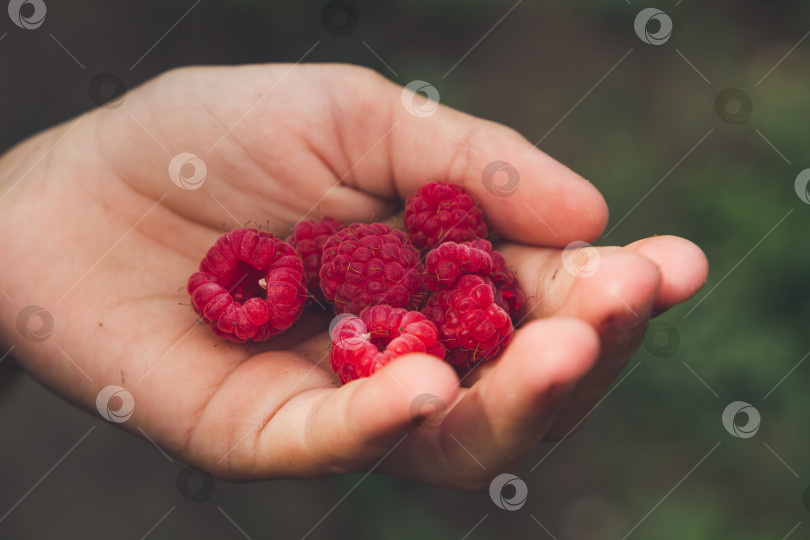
(604, 251), (662, 301)
(477, 141), (610, 245)
(574, 179), (610, 243)
(347, 353), (459, 433)
(605, 251), (663, 295)
(518, 144), (608, 230)
(510, 318), (600, 387)
(379, 352), (460, 409)
(456, 317), (600, 446)
(522, 152), (609, 243)
(386, 95), (610, 246)
(555, 251), (661, 329)
(624, 235), (709, 307)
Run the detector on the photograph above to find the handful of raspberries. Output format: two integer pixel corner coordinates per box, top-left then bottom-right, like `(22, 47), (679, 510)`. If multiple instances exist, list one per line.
(187, 182), (525, 384)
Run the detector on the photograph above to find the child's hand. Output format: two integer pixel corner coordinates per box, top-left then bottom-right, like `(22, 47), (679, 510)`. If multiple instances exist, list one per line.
(0, 64), (707, 490)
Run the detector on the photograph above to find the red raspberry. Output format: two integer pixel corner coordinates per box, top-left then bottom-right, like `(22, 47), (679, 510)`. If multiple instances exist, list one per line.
(421, 274), (514, 367)
(319, 223), (425, 315)
(464, 239), (525, 316)
(286, 217), (343, 298)
(330, 305), (446, 384)
(423, 239), (525, 316)
(423, 241), (494, 291)
(187, 228), (306, 343)
(404, 182), (488, 251)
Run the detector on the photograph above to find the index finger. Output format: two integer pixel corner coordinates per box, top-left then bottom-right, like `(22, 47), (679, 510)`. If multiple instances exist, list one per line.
(335, 69), (609, 246)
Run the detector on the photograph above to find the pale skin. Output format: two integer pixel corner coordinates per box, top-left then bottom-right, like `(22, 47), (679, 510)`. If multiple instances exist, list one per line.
(0, 64), (708, 491)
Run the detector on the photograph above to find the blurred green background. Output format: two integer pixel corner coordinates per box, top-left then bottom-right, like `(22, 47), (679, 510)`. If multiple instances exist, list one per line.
(1, 0), (808, 538)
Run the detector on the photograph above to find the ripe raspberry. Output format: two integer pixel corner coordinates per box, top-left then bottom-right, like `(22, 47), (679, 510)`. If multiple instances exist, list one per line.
(421, 274), (514, 367)
(404, 182), (488, 251)
(464, 239), (525, 316)
(423, 241), (494, 291)
(330, 305), (446, 384)
(423, 239), (524, 316)
(187, 228), (306, 343)
(319, 223), (425, 315)
(286, 217), (343, 298)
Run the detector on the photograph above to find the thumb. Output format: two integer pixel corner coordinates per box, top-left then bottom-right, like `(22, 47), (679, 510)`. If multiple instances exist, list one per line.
(301, 353), (459, 472)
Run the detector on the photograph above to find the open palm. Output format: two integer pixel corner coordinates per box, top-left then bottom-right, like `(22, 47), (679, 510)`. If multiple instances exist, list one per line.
(0, 64), (707, 490)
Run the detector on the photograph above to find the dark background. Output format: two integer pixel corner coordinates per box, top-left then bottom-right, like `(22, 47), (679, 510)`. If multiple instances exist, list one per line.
(2, 0), (809, 538)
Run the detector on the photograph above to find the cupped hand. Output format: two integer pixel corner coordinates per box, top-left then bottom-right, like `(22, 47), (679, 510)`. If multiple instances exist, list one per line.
(0, 64), (707, 490)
